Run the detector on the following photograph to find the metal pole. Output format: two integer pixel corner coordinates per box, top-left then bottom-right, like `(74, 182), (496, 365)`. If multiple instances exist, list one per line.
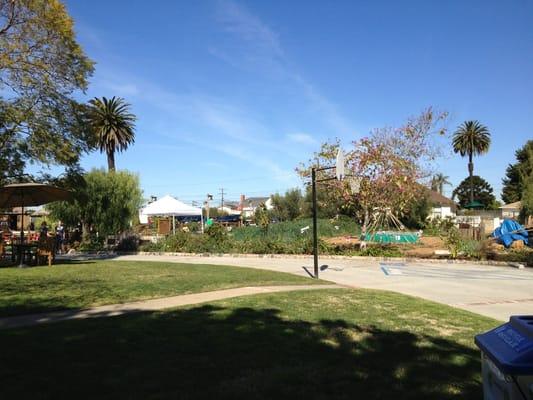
(312, 167), (319, 279)
(18, 191), (24, 267)
(200, 206), (204, 234)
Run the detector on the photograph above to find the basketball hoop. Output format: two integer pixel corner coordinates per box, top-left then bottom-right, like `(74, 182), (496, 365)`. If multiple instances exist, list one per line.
(335, 149), (345, 181)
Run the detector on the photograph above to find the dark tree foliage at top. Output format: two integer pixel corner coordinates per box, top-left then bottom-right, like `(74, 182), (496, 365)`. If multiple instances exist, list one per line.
(452, 175), (496, 209)
(0, 0), (95, 184)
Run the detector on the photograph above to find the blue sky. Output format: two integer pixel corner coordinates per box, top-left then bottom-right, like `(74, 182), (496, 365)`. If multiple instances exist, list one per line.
(63, 0), (533, 205)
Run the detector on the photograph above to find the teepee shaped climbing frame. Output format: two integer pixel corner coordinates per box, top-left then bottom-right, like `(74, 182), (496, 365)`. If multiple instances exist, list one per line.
(363, 207), (420, 244)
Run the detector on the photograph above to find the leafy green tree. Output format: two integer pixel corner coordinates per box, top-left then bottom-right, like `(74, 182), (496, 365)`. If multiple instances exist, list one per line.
(502, 140), (533, 204)
(0, 0), (95, 183)
(47, 169), (143, 239)
(271, 188), (303, 221)
(300, 184), (352, 219)
(253, 203), (270, 232)
(519, 175), (533, 223)
(452, 121), (491, 204)
(89, 96), (136, 172)
(452, 175), (495, 209)
(207, 207), (227, 218)
(400, 195), (431, 229)
(299, 108), (447, 234)
(431, 173), (451, 195)
(297, 140), (347, 219)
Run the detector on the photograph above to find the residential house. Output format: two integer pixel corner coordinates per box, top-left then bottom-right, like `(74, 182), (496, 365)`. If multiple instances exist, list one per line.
(499, 201), (521, 219)
(427, 190), (457, 220)
(238, 195), (273, 220)
(217, 205), (241, 215)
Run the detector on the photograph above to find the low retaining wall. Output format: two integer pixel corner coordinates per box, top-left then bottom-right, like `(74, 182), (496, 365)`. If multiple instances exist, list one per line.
(76, 250), (526, 269)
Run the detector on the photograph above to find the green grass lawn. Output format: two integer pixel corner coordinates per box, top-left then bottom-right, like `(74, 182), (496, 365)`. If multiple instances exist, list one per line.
(0, 260), (322, 317)
(0, 288), (497, 399)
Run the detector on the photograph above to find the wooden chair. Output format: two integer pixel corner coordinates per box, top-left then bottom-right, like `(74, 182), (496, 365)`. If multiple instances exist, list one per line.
(37, 237), (55, 267)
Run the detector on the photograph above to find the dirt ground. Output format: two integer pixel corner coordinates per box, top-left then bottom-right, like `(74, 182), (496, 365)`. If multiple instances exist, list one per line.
(402, 236), (447, 258)
(325, 235), (447, 258)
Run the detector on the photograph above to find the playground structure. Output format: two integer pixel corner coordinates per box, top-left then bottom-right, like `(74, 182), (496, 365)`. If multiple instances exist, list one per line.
(363, 207), (421, 244)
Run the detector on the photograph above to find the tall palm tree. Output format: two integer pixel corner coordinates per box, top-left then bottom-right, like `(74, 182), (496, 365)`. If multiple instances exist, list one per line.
(452, 120), (491, 203)
(431, 173), (451, 195)
(89, 96), (136, 172)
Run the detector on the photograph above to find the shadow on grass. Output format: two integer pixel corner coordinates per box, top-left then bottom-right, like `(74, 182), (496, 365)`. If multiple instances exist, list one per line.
(53, 259), (99, 265)
(0, 305), (482, 399)
(0, 256), (102, 269)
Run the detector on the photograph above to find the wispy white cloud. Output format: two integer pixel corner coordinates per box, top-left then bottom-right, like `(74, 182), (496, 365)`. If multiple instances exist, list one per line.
(91, 69), (300, 182)
(175, 133), (297, 185)
(216, 0), (283, 58)
(286, 132), (318, 146)
(213, 0), (355, 137)
(80, 3), (330, 189)
(218, 144), (295, 182)
(105, 82), (139, 97)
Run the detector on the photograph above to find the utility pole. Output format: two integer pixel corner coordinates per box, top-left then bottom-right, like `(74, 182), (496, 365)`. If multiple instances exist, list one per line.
(206, 194), (213, 221)
(219, 188), (225, 209)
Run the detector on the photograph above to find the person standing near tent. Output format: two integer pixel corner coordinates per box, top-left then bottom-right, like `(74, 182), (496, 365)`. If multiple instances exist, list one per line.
(39, 221), (49, 239)
(55, 221), (65, 254)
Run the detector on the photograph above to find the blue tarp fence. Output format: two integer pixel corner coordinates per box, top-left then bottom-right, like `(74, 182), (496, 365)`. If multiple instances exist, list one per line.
(492, 219), (529, 248)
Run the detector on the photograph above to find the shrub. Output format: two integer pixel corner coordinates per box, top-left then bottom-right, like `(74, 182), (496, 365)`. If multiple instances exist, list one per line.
(424, 217), (455, 236)
(139, 241), (160, 252)
(205, 224), (227, 242)
(443, 227), (462, 259)
(186, 221), (200, 233)
(116, 235), (139, 252)
(492, 248), (533, 266)
(78, 236), (105, 252)
(459, 239), (483, 259)
(442, 227), (484, 260)
(232, 217), (359, 242)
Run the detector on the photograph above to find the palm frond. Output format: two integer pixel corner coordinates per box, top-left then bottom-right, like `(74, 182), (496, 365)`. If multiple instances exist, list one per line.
(89, 96), (136, 154)
(452, 120), (491, 157)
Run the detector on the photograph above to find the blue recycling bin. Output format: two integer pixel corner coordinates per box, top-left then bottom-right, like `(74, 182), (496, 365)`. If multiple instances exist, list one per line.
(475, 316), (533, 399)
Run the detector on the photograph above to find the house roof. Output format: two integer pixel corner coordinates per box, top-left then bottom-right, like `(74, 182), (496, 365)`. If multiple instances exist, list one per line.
(426, 189), (457, 210)
(499, 201), (522, 210)
(223, 201), (240, 209)
(244, 197), (270, 208)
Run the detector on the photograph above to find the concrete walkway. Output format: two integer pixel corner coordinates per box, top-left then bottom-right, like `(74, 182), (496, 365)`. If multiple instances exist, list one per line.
(109, 254), (533, 321)
(0, 284), (340, 330)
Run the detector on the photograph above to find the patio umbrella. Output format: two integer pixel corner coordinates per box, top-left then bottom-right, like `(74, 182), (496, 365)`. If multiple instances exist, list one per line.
(0, 183), (72, 265)
(0, 183), (72, 209)
(464, 200), (484, 210)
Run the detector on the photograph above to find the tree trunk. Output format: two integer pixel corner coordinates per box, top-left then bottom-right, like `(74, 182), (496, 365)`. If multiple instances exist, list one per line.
(468, 152), (474, 204)
(107, 149), (116, 172)
(359, 207), (370, 250)
(362, 207), (369, 237)
(81, 221), (90, 242)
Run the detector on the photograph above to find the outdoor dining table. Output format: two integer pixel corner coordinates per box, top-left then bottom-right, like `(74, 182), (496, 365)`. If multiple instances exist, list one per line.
(11, 242), (38, 266)
(0, 182), (71, 267)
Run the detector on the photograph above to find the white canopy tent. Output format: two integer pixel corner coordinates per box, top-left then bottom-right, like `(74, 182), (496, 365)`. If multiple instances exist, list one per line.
(140, 195), (202, 234)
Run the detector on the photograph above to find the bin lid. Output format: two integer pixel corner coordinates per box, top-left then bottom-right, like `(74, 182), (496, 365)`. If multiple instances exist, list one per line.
(475, 315), (533, 375)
